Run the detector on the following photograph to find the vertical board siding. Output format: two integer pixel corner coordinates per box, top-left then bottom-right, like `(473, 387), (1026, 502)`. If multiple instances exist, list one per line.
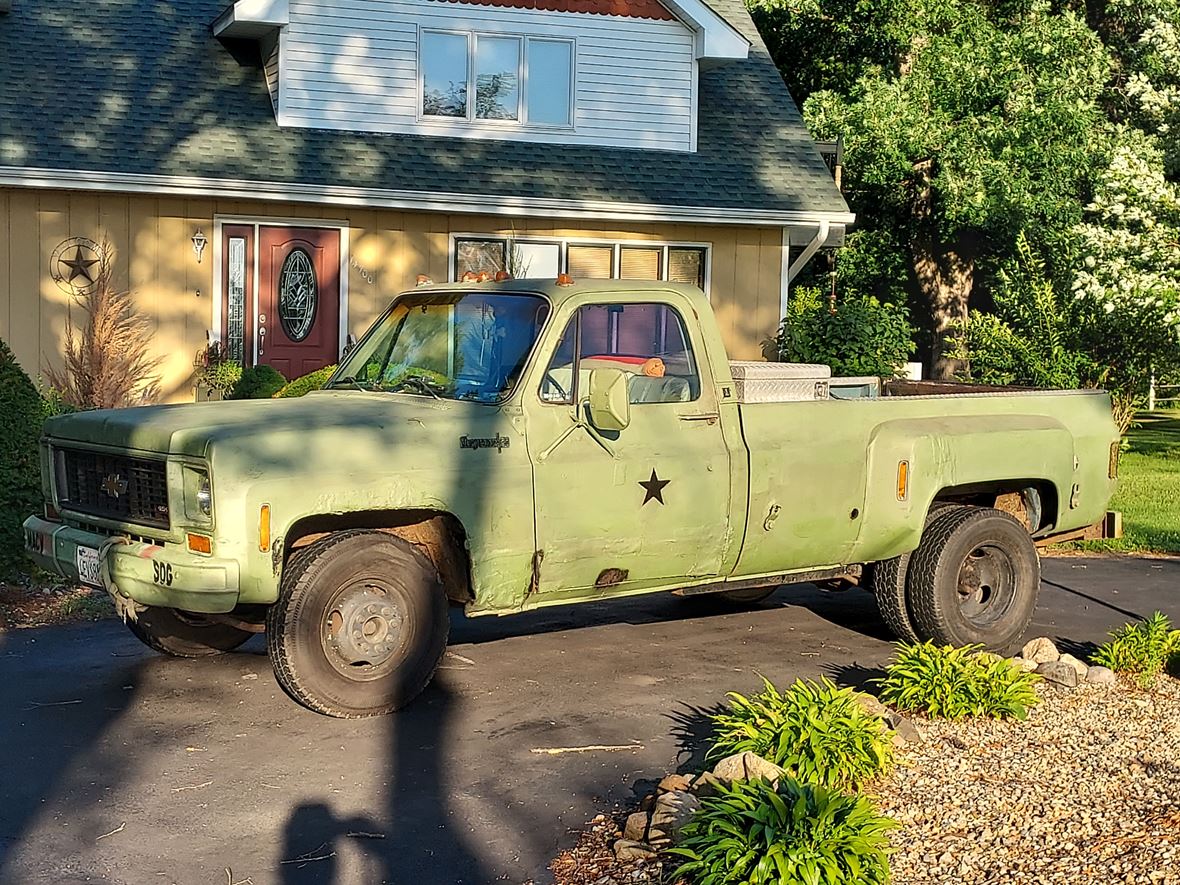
(0, 188), (785, 400)
(281, 0), (696, 151)
(262, 34), (281, 113)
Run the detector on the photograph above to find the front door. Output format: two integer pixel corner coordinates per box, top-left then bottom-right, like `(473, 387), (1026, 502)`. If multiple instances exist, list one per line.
(525, 299), (735, 596)
(257, 226), (341, 378)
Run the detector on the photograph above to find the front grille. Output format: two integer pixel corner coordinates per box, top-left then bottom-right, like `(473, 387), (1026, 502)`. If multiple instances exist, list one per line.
(56, 448), (170, 529)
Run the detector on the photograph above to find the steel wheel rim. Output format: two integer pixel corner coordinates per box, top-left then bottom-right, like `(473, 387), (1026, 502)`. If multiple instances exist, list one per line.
(955, 543), (1017, 628)
(320, 578), (409, 682)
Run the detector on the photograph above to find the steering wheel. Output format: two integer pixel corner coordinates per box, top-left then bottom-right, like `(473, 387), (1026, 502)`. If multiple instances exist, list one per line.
(542, 371), (569, 402)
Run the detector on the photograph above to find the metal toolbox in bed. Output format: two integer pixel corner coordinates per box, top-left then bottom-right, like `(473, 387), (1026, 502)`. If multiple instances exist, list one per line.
(728, 362), (832, 403)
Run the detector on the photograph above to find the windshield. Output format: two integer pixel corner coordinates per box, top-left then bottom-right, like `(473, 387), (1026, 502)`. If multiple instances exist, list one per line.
(328, 290), (551, 403)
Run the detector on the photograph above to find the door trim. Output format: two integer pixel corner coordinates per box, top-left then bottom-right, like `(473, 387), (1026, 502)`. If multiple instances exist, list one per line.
(211, 215), (350, 366)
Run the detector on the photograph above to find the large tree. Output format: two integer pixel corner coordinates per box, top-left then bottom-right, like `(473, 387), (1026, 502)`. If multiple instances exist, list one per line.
(800, 2), (1112, 377)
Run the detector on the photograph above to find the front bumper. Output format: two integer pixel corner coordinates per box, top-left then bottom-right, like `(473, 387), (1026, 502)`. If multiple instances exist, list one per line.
(23, 516), (241, 613)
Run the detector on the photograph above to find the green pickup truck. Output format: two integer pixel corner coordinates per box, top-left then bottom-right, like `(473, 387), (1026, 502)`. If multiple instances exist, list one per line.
(24, 279), (1119, 718)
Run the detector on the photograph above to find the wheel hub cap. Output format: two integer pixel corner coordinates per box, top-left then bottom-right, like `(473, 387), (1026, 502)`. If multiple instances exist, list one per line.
(325, 586), (403, 667)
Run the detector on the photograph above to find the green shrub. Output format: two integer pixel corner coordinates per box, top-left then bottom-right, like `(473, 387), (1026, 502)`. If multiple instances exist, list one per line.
(670, 777), (895, 885)
(196, 360), (243, 398)
(878, 642), (1041, 720)
(0, 339), (44, 578)
(275, 364), (337, 398)
(1092, 611), (1180, 688)
(708, 677), (893, 791)
(777, 287), (915, 377)
(231, 365), (287, 400)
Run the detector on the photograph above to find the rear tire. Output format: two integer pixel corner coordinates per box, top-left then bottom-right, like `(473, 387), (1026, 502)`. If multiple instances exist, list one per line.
(871, 505), (968, 643)
(266, 530), (449, 718)
(126, 607), (252, 658)
(907, 507), (1040, 651)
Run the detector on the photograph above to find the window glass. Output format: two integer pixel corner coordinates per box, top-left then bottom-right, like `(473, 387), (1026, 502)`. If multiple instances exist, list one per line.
(668, 247), (706, 289)
(226, 237), (247, 363)
(620, 247), (662, 280)
(278, 248), (318, 342)
(456, 239), (506, 278)
(331, 291), (550, 403)
(568, 244), (614, 279)
(476, 36), (521, 120)
(512, 241), (561, 277)
(540, 303), (700, 406)
(528, 39), (573, 126)
(422, 32), (468, 117)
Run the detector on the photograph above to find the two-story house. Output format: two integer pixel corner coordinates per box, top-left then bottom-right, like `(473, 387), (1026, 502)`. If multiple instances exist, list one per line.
(0, 0), (851, 398)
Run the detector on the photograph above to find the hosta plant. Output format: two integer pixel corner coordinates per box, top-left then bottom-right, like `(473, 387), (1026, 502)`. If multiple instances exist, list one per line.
(1092, 611), (1180, 688)
(708, 677), (893, 791)
(878, 642), (1040, 720)
(670, 776), (895, 885)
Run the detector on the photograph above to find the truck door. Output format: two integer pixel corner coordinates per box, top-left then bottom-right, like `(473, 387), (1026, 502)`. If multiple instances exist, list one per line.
(524, 300), (734, 596)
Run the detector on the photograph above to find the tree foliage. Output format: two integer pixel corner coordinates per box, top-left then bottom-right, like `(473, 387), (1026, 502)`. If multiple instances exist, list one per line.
(0, 340), (43, 578)
(778, 287), (916, 376)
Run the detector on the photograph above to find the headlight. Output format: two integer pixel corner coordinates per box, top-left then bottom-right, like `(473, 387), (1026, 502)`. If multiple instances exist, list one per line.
(182, 466), (214, 524)
(196, 474), (212, 516)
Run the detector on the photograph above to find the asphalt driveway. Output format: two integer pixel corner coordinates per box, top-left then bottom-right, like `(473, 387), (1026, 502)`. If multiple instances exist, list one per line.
(0, 555), (1176, 885)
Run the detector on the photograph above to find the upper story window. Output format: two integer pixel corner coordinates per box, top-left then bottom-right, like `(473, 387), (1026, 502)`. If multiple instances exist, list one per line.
(421, 31), (574, 128)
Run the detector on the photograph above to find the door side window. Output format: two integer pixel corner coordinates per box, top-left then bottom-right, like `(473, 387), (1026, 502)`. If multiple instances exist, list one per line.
(539, 303), (701, 405)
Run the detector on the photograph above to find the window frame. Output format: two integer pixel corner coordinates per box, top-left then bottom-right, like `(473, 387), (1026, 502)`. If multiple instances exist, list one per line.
(450, 234), (712, 295)
(537, 301), (704, 408)
(419, 29), (576, 131)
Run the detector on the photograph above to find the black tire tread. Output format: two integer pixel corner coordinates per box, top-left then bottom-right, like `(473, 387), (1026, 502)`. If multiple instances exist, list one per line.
(126, 607), (252, 658)
(907, 507), (1039, 649)
(266, 530), (448, 719)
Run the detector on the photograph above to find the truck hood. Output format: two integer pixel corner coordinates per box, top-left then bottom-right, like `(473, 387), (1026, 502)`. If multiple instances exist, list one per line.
(43, 391), (487, 458)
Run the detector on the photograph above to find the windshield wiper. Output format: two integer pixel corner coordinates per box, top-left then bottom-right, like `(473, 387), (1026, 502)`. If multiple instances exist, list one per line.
(327, 376), (378, 392)
(389, 375), (443, 399)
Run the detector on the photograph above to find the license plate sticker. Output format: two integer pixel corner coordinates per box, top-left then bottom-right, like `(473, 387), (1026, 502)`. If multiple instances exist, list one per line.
(76, 546), (101, 587)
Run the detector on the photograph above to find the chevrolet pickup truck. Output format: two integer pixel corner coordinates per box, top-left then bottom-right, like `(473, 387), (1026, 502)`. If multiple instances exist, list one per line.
(24, 279), (1120, 718)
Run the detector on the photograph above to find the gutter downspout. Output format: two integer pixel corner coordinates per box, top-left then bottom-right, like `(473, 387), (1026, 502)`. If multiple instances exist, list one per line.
(780, 219), (830, 320)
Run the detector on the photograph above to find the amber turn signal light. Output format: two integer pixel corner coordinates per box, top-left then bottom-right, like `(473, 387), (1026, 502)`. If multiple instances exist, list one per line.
(187, 533), (212, 555)
(897, 460), (910, 501)
(556, 273), (575, 286)
(258, 504), (271, 553)
(494, 270), (513, 281)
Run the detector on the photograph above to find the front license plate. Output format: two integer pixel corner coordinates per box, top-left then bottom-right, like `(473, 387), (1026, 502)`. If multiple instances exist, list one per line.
(75, 546), (101, 587)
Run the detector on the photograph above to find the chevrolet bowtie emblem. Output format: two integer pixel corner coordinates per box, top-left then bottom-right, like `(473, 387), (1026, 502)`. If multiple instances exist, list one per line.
(101, 473), (129, 499)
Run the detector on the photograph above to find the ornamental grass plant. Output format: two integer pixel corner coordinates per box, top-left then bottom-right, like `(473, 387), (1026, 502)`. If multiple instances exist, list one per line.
(707, 677), (893, 791)
(1092, 611), (1180, 688)
(670, 777), (895, 885)
(878, 641), (1040, 720)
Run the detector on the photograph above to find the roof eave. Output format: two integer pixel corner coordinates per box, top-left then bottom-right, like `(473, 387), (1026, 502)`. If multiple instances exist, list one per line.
(212, 0), (288, 39)
(661, 0), (749, 61)
(0, 165), (854, 228)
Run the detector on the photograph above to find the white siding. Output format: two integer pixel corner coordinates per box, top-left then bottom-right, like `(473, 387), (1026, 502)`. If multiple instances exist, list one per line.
(278, 0), (697, 151)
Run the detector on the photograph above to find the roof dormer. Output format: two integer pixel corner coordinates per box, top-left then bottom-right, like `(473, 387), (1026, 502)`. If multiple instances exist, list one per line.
(213, 0), (748, 152)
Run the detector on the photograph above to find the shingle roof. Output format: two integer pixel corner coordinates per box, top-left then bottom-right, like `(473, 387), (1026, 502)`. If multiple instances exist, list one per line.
(0, 0), (851, 222)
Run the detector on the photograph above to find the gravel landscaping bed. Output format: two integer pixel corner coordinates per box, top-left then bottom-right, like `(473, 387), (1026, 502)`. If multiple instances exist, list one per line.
(878, 676), (1180, 885)
(548, 674), (1180, 885)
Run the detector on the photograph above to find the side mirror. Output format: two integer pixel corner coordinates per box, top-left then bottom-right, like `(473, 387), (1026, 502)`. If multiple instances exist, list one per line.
(587, 368), (631, 432)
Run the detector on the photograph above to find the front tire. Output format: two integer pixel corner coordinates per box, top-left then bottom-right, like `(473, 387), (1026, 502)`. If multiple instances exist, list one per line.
(266, 531), (449, 719)
(907, 507), (1040, 650)
(126, 606), (253, 657)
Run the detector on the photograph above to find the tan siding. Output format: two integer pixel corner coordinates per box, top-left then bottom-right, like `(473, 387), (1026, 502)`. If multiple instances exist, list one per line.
(0, 189), (787, 401)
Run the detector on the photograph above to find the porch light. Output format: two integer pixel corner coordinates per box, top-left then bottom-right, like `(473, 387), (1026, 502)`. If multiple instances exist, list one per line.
(191, 229), (208, 263)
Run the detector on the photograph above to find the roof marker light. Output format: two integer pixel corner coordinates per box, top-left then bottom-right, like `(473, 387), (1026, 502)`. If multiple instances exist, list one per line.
(494, 271), (513, 281)
(556, 273), (575, 287)
(415, 274), (433, 286)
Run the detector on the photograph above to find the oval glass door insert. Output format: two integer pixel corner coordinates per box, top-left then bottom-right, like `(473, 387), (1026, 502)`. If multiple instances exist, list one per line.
(278, 248), (318, 342)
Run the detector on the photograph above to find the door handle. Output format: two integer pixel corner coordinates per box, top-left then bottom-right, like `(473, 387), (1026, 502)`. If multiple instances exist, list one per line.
(679, 413), (720, 425)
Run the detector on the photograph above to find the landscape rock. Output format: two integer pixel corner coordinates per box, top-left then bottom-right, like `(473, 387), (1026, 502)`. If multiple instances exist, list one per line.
(1058, 654), (1090, 681)
(1022, 637), (1061, 665)
(647, 790), (700, 846)
(885, 711), (922, 744)
(687, 771), (726, 799)
(613, 839), (657, 863)
(657, 773), (692, 794)
(1010, 656), (1039, 672)
(1086, 665), (1117, 686)
(710, 751), (786, 785)
(623, 811), (649, 842)
(855, 692), (890, 718)
(1037, 660), (1079, 688)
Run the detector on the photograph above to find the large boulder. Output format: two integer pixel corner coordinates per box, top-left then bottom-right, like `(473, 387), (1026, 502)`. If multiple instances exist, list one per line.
(1037, 660), (1079, 688)
(1086, 665), (1117, 686)
(614, 839), (657, 863)
(1058, 654), (1089, 681)
(1022, 637), (1060, 665)
(710, 751), (786, 785)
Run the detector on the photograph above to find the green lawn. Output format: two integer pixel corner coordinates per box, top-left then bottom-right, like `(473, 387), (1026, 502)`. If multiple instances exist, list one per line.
(1079, 411), (1180, 555)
